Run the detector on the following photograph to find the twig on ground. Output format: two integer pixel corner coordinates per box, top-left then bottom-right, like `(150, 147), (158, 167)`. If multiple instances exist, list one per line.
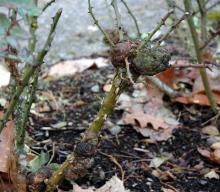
(47, 142), (56, 165)
(98, 150), (125, 181)
(146, 76), (177, 97)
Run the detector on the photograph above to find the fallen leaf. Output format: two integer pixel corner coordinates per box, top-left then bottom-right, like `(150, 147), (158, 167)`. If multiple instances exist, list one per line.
(0, 64), (10, 87)
(0, 111), (14, 173)
(197, 147), (211, 159)
(197, 147), (220, 164)
(27, 151), (49, 172)
(173, 90), (220, 106)
(211, 142), (220, 150)
(72, 175), (128, 192)
(119, 81), (179, 141)
(48, 57), (109, 77)
(123, 112), (169, 130)
(210, 149), (220, 164)
(204, 170), (219, 180)
(174, 66), (220, 106)
(149, 156), (169, 168)
(202, 125), (220, 136)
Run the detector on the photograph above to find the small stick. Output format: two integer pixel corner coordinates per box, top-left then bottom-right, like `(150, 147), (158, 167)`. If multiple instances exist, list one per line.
(98, 150), (125, 181)
(200, 28), (220, 50)
(206, 0), (220, 11)
(111, 0), (124, 41)
(172, 63), (215, 70)
(125, 57), (135, 85)
(156, 13), (187, 46)
(47, 142), (56, 165)
(137, 10), (174, 51)
(146, 76), (177, 97)
(88, 0), (115, 47)
(121, 0), (141, 37)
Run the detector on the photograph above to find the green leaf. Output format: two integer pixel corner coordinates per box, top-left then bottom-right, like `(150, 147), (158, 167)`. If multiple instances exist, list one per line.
(0, 38), (7, 49)
(27, 6), (41, 17)
(0, 13), (10, 34)
(0, 0), (41, 17)
(207, 11), (220, 21)
(0, 0), (35, 9)
(6, 36), (18, 48)
(28, 151), (49, 172)
(17, 8), (28, 18)
(49, 163), (60, 171)
(10, 24), (26, 37)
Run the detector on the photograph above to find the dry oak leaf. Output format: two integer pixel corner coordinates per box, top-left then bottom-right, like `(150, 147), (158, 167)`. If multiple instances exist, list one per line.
(123, 111), (169, 130)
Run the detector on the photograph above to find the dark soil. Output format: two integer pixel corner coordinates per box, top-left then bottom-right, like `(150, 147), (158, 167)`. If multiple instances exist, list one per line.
(28, 62), (220, 192)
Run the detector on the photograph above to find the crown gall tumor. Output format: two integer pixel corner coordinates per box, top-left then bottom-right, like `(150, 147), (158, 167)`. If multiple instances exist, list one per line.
(110, 40), (171, 76)
(132, 46), (171, 76)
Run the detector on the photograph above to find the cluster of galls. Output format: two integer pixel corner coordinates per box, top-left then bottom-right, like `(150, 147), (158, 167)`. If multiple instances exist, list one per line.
(27, 142), (96, 192)
(110, 39), (171, 76)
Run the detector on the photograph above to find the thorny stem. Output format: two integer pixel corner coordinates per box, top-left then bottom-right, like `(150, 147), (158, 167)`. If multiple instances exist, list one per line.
(111, 0), (124, 41)
(206, 0), (220, 11)
(121, 0), (141, 37)
(137, 10), (174, 52)
(105, 0), (114, 26)
(16, 70), (39, 148)
(156, 13), (187, 46)
(42, 0), (56, 12)
(166, 0), (185, 12)
(200, 28), (220, 50)
(83, 69), (135, 142)
(46, 69), (136, 191)
(88, 0), (115, 47)
(45, 154), (76, 192)
(184, 0), (217, 112)
(197, 0), (207, 42)
(15, 0), (39, 149)
(0, 9), (62, 133)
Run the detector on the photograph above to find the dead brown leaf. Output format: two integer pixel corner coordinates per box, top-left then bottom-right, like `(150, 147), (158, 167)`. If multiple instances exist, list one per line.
(123, 111), (169, 130)
(211, 142), (220, 150)
(48, 57), (108, 77)
(197, 146), (220, 164)
(202, 125), (220, 136)
(0, 112), (14, 173)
